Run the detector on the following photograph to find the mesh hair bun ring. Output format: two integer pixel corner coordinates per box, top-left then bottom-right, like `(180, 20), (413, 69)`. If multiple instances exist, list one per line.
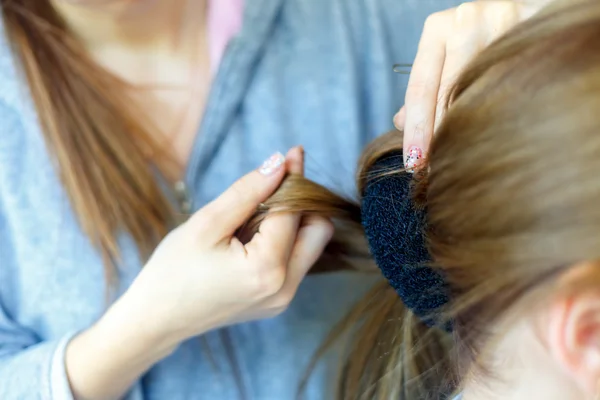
(360, 152), (449, 328)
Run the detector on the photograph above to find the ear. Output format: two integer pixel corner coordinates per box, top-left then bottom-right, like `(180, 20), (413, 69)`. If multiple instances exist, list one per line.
(546, 263), (600, 395)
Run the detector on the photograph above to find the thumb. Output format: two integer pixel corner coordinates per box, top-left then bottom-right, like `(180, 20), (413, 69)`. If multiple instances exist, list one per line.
(186, 152), (287, 242)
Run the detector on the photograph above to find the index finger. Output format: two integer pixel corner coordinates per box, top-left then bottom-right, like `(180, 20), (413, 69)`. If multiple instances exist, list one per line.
(403, 12), (452, 172)
(434, 3), (486, 134)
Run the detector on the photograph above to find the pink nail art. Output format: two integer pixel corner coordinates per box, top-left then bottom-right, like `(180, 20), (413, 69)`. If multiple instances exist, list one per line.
(258, 152), (285, 175)
(405, 146), (423, 173)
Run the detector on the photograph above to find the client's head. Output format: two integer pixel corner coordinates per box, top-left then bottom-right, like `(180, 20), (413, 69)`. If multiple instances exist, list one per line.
(418, 0), (600, 398)
(246, 1), (600, 399)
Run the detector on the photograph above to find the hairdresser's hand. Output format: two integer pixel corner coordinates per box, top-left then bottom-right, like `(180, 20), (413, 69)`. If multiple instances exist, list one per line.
(65, 147), (333, 400)
(127, 147), (332, 341)
(397, 1), (544, 172)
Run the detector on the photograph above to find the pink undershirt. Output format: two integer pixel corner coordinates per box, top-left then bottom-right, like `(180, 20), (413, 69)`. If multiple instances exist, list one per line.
(207, 0), (245, 74)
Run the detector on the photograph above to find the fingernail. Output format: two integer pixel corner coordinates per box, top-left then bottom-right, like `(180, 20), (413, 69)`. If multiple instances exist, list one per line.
(404, 146), (423, 173)
(258, 152), (285, 175)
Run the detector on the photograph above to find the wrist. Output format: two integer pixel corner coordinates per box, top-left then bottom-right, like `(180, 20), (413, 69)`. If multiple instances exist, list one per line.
(117, 280), (217, 343)
(64, 296), (178, 400)
(99, 292), (181, 358)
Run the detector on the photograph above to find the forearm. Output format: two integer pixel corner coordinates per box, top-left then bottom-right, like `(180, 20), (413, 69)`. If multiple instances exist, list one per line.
(65, 296), (179, 400)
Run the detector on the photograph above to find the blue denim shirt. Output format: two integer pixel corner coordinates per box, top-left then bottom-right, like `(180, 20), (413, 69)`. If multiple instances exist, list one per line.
(0, 0), (460, 398)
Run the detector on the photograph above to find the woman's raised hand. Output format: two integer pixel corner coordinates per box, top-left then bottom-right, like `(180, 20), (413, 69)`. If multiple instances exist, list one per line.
(397, 1), (545, 172)
(66, 148), (333, 400)
(125, 146), (333, 343)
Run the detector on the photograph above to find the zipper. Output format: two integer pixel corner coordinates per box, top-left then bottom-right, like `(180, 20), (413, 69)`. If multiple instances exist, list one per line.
(174, 180), (192, 223)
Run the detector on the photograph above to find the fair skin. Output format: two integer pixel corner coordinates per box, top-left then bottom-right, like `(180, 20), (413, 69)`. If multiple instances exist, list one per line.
(397, 0), (552, 172)
(53, 2), (332, 400)
(460, 263), (600, 400)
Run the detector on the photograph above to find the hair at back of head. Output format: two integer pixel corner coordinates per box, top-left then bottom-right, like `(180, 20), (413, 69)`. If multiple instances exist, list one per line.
(243, 0), (600, 398)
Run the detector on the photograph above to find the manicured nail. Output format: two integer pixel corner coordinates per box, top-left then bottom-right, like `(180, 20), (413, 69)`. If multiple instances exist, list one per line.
(405, 146), (423, 173)
(258, 152), (285, 175)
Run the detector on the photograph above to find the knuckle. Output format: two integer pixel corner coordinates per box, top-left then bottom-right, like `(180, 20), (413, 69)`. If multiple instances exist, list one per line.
(237, 179), (263, 205)
(454, 2), (481, 25)
(318, 219), (335, 240)
(247, 263), (286, 298)
(437, 80), (455, 102)
(423, 12), (445, 32)
(494, 3), (521, 30)
(260, 252), (284, 271)
(405, 79), (438, 102)
(188, 208), (217, 234)
(445, 32), (472, 52)
(496, 2), (519, 19)
(413, 119), (430, 139)
(229, 180), (248, 204)
(309, 218), (335, 244)
(271, 291), (294, 310)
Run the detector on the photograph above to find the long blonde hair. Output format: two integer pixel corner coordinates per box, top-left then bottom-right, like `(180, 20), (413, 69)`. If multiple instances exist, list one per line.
(244, 0), (600, 398)
(1, 1), (176, 284)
